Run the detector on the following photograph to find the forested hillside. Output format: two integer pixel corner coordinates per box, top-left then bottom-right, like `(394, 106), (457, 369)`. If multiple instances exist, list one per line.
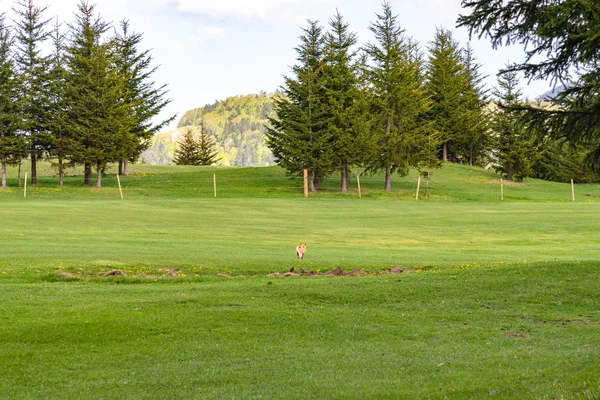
(177, 93), (275, 166)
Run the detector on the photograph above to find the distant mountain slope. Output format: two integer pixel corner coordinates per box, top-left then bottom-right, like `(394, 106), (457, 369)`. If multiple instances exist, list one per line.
(177, 93), (276, 166)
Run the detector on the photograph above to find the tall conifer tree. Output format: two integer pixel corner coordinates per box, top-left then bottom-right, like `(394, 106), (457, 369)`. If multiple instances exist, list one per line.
(113, 20), (174, 176)
(425, 28), (467, 162)
(0, 13), (21, 189)
(64, 1), (131, 187)
(364, 2), (431, 191)
(13, 0), (51, 185)
(492, 69), (537, 181)
(266, 20), (333, 191)
(324, 11), (369, 192)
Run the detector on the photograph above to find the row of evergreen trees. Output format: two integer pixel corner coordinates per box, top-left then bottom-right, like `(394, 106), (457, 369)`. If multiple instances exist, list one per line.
(266, 2), (591, 191)
(0, 0), (172, 188)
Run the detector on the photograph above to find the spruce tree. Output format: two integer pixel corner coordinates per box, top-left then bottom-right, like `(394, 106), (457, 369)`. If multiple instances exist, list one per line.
(64, 1), (131, 187)
(491, 69), (537, 181)
(113, 20), (174, 176)
(12, 0), (52, 185)
(364, 2), (430, 191)
(324, 10), (369, 192)
(425, 28), (467, 162)
(266, 20), (333, 191)
(454, 43), (490, 166)
(173, 127), (200, 165)
(458, 1), (600, 169)
(47, 18), (71, 186)
(196, 125), (220, 166)
(0, 13), (21, 189)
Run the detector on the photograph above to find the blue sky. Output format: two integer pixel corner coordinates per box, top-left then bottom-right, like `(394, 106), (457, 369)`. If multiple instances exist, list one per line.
(0, 0), (553, 130)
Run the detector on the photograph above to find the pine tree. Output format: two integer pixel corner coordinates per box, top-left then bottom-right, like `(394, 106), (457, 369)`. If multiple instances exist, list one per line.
(458, 0), (600, 169)
(491, 69), (537, 181)
(425, 28), (467, 162)
(113, 20), (174, 176)
(64, 1), (131, 187)
(454, 43), (490, 166)
(47, 18), (71, 186)
(173, 127), (202, 165)
(364, 2), (431, 191)
(0, 13), (21, 189)
(266, 20), (333, 191)
(12, 0), (52, 185)
(324, 10), (370, 192)
(196, 124), (220, 166)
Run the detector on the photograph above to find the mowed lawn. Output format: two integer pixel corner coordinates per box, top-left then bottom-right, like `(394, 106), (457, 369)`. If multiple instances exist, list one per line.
(0, 163), (599, 398)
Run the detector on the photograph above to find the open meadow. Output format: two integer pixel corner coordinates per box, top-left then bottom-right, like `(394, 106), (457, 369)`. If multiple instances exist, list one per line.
(0, 163), (599, 398)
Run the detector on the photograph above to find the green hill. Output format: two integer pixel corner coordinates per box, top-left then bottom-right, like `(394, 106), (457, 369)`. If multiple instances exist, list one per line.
(177, 92), (275, 167)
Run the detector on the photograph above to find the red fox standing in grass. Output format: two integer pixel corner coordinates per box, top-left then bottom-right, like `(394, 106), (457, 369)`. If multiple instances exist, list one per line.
(296, 244), (307, 260)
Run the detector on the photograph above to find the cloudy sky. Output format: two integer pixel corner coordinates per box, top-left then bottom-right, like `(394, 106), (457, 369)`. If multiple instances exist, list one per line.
(0, 0), (552, 130)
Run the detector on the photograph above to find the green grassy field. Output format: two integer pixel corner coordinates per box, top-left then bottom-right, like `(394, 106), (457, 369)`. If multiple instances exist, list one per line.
(0, 163), (599, 398)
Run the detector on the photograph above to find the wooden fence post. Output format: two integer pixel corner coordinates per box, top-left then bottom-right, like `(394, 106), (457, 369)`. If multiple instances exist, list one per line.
(116, 174), (124, 200)
(571, 179), (575, 201)
(24, 172), (27, 198)
(357, 174), (362, 199)
(416, 176), (421, 200)
(303, 169), (308, 198)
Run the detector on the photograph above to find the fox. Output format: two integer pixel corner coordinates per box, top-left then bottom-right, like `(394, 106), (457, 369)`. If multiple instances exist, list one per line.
(296, 243), (307, 260)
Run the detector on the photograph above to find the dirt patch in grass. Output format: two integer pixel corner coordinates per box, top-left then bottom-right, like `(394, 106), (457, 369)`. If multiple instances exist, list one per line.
(104, 270), (127, 277)
(261, 266), (406, 278)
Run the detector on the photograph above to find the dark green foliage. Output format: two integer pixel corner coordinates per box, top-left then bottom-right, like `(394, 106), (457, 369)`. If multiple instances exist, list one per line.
(173, 126), (219, 166)
(113, 20), (174, 174)
(324, 11), (370, 192)
(64, 1), (131, 187)
(46, 18), (71, 186)
(12, 0), (52, 184)
(491, 70), (537, 181)
(425, 28), (466, 162)
(181, 93), (275, 167)
(458, 0), (600, 168)
(532, 137), (598, 183)
(266, 20), (333, 190)
(364, 2), (431, 191)
(454, 43), (490, 166)
(0, 13), (21, 188)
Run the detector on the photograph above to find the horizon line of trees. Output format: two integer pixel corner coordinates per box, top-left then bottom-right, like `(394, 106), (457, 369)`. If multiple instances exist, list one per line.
(0, 0), (173, 189)
(266, 2), (599, 192)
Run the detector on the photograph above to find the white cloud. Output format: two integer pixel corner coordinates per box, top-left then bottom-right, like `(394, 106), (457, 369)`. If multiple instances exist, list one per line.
(169, 0), (340, 22)
(194, 25), (226, 43)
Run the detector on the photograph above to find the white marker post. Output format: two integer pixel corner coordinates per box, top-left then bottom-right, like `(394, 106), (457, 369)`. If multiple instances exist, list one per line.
(571, 179), (575, 201)
(116, 174), (124, 200)
(500, 178), (504, 201)
(356, 174), (362, 199)
(213, 174), (217, 198)
(416, 176), (421, 200)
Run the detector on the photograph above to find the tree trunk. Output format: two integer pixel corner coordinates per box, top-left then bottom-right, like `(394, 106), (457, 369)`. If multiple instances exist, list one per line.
(507, 165), (513, 181)
(384, 165), (392, 192)
(340, 164), (348, 193)
(425, 170), (430, 198)
(442, 142), (448, 162)
(124, 159), (129, 176)
(118, 160), (123, 176)
(31, 153), (37, 185)
(96, 162), (102, 188)
(18, 159), (21, 187)
(310, 171), (318, 192)
(84, 163), (92, 185)
(469, 146), (473, 167)
(1, 159), (6, 189)
(58, 157), (64, 187)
